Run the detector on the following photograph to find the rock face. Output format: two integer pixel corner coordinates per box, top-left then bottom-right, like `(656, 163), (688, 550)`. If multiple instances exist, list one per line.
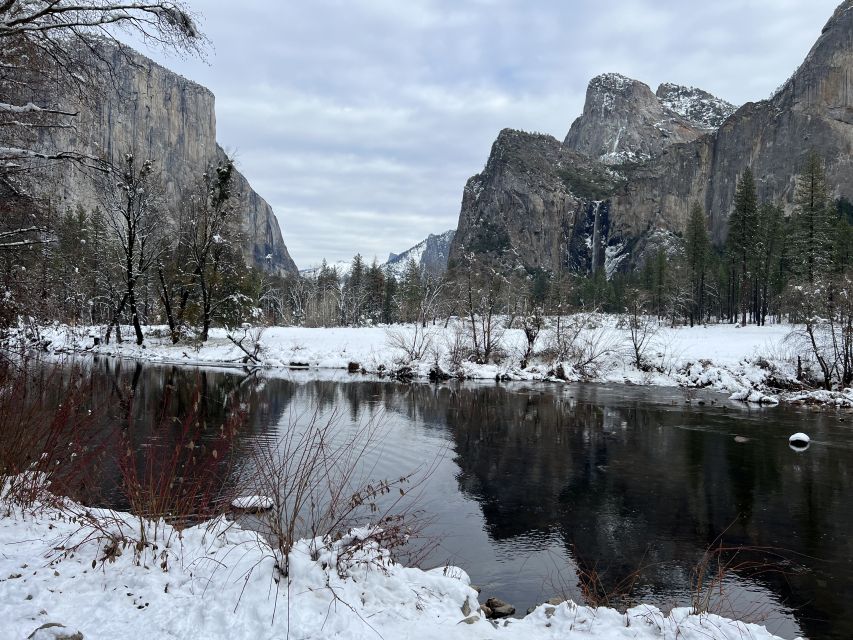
(451, 0), (853, 275)
(11, 42), (298, 275)
(450, 130), (577, 274)
(448, 128), (625, 276)
(655, 83), (737, 130)
(617, 0), (853, 245)
(385, 229), (456, 278)
(564, 73), (734, 165)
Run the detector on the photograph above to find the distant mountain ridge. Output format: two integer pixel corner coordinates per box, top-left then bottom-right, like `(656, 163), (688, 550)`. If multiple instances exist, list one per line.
(300, 229), (456, 279)
(384, 230), (455, 278)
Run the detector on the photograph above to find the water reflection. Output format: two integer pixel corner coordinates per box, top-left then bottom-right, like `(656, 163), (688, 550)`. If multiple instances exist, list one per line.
(58, 360), (853, 640)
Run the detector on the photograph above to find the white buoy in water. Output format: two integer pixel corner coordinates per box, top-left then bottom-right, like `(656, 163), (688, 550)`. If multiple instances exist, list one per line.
(789, 432), (811, 451)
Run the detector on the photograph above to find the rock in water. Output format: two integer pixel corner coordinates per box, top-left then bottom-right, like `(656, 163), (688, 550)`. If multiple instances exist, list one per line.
(231, 495), (274, 512)
(485, 597), (516, 618)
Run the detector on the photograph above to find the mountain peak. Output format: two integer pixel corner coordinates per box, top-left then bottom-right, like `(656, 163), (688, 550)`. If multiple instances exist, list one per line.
(565, 73), (734, 164)
(655, 83), (737, 130)
(588, 73), (646, 93)
(385, 229), (456, 278)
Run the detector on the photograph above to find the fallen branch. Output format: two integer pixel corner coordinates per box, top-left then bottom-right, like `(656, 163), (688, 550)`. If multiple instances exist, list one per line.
(225, 326), (263, 365)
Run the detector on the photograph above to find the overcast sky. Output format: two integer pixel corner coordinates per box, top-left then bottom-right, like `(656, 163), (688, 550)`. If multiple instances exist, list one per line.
(135, 0), (840, 269)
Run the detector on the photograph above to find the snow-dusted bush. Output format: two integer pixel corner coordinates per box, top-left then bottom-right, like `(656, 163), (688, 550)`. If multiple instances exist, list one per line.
(236, 407), (426, 578)
(385, 324), (435, 363)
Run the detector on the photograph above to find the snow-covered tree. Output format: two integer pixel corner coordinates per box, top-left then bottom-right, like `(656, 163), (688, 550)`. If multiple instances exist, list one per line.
(100, 153), (165, 345)
(179, 158), (247, 341)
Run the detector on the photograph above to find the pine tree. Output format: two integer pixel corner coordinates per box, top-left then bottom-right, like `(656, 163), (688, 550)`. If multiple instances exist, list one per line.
(344, 254), (365, 325)
(364, 259), (385, 324)
(316, 260), (340, 326)
(792, 151), (833, 284)
(755, 203), (784, 324)
(684, 201), (709, 326)
(382, 266), (398, 324)
(727, 168), (758, 324)
(399, 257), (423, 323)
(834, 198), (853, 275)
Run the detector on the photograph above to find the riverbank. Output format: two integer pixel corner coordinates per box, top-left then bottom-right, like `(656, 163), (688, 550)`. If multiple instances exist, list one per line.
(19, 317), (853, 406)
(0, 493), (801, 640)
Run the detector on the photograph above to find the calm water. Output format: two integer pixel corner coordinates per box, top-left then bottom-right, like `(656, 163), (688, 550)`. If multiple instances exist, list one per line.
(51, 358), (853, 639)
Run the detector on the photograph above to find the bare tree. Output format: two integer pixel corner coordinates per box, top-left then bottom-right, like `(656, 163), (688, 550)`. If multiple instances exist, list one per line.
(623, 290), (659, 370)
(101, 153), (165, 345)
(182, 158), (245, 341)
(456, 253), (506, 364)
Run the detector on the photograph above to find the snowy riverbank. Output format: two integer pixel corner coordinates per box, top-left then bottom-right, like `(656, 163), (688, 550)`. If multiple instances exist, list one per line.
(19, 316), (853, 406)
(0, 494), (802, 640)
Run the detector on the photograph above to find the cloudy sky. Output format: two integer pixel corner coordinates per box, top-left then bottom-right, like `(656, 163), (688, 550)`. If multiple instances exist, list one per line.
(136, 0), (840, 269)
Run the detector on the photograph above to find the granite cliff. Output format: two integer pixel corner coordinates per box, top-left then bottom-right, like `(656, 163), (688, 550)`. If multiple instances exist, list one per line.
(450, 0), (853, 276)
(9, 42), (298, 275)
(564, 73), (736, 165)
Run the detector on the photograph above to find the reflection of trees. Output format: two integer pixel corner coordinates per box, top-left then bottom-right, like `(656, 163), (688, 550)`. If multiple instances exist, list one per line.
(441, 384), (853, 640)
(47, 368), (853, 640)
(72, 361), (296, 509)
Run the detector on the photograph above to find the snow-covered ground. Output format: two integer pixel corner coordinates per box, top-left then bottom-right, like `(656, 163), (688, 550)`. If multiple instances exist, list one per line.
(17, 315), (853, 406)
(0, 494), (801, 640)
(0, 319), (823, 638)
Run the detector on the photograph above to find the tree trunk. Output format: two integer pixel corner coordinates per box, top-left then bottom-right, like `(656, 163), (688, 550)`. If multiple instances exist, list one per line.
(105, 292), (129, 345)
(128, 286), (144, 345)
(158, 267), (180, 344)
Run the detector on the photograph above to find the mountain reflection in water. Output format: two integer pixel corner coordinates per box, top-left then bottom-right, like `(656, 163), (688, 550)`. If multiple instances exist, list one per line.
(60, 359), (853, 640)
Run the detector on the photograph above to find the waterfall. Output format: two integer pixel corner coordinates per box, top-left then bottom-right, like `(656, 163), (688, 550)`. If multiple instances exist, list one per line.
(590, 201), (602, 275)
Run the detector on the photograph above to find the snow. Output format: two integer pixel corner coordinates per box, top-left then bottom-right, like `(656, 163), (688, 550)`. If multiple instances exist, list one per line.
(656, 83), (737, 131)
(230, 495), (274, 511)
(299, 259), (354, 278)
(600, 148), (651, 165)
(17, 316), (837, 406)
(0, 496), (800, 640)
(384, 229), (455, 279)
(604, 242), (628, 278)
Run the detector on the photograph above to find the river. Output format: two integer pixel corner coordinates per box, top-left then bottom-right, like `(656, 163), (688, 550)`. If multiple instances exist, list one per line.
(43, 357), (853, 640)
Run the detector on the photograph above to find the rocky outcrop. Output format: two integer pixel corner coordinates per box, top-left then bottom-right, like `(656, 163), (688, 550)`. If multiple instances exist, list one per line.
(564, 73), (734, 166)
(385, 229), (456, 278)
(655, 83), (737, 131)
(10, 42), (297, 274)
(448, 129), (620, 275)
(614, 0), (853, 244)
(451, 0), (853, 275)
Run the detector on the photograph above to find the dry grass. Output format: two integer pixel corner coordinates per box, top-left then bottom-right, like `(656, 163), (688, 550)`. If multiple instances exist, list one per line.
(0, 360), (109, 509)
(240, 405), (436, 578)
(117, 380), (244, 543)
